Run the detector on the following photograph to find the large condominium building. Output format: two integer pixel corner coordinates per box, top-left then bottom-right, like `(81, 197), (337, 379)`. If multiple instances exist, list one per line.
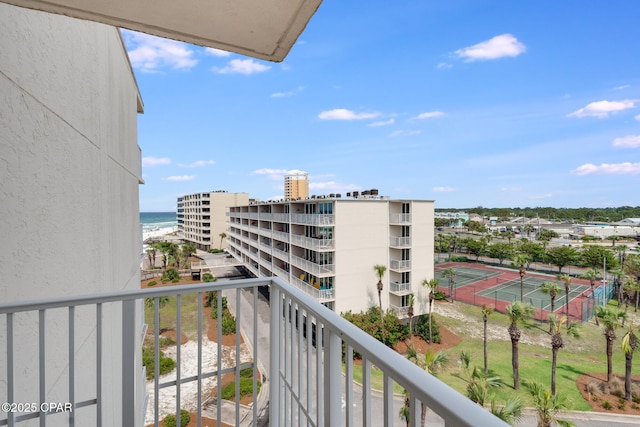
(178, 191), (249, 250)
(284, 170), (309, 200)
(227, 194), (434, 316)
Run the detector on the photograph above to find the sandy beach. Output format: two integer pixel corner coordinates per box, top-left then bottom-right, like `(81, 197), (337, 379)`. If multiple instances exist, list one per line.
(143, 226), (178, 242)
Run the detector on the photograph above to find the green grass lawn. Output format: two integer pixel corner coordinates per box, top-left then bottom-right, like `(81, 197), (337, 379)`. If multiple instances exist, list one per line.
(346, 300), (640, 411)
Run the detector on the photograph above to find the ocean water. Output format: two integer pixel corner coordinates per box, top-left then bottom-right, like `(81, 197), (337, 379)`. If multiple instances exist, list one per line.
(140, 212), (177, 232)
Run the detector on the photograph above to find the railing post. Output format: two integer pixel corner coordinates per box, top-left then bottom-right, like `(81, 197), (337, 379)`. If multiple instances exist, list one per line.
(122, 299), (137, 426)
(324, 328), (342, 426)
(269, 286), (281, 426)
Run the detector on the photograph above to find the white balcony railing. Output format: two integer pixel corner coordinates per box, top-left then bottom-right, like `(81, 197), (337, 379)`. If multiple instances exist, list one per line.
(290, 234), (334, 251)
(389, 236), (411, 247)
(0, 278), (507, 427)
(390, 259), (412, 270)
(390, 281), (412, 294)
(389, 213), (411, 224)
(290, 276), (335, 301)
(290, 255), (334, 276)
(290, 213), (334, 226)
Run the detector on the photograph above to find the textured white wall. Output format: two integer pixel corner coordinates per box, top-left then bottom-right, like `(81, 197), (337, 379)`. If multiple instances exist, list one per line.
(0, 4), (143, 425)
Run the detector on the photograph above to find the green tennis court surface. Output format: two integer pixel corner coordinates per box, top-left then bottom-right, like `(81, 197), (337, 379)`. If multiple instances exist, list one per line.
(434, 266), (500, 288)
(477, 277), (589, 310)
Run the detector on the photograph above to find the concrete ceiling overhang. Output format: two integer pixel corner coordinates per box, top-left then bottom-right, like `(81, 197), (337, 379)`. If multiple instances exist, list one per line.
(1, 0), (323, 62)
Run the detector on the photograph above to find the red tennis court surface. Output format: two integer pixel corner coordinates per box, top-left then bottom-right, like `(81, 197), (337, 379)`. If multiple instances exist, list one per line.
(434, 262), (596, 323)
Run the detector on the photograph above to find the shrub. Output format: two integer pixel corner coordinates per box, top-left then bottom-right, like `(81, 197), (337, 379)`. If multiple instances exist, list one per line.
(161, 268), (180, 282)
(202, 273), (216, 283)
(602, 400), (612, 410)
(433, 290), (447, 301)
(450, 256), (469, 262)
(171, 278), (180, 283)
(633, 394), (640, 404)
(413, 314), (441, 344)
(204, 291), (216, 307)
(221, 310), (237, 335)
(162, 409), (190, 427)
(609, 378), (624, 398)
(142, 347), (176, 379)
(219, 377), (261, 401)
(617, 397), (626, 409)
(211, 296), (229, 318)
(158, 336), (175, 348)
(147, 280), (157, 287)
(209, 248), (223, 253)
(341, 307), (408, 349)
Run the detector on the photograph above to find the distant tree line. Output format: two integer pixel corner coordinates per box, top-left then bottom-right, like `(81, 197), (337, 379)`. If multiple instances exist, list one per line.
(436, 206), (640, 223)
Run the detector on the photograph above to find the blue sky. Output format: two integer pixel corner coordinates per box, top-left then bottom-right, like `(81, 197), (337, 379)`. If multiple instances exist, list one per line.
(126, 1), (640, 212)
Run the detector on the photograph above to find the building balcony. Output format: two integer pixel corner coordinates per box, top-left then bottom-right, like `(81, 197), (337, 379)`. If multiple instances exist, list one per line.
(390, 213), (411, 224)
(290, 276), (335, 302)
(290, 255), (334, 277)
(390, 303), (411, 318)
(390, 281), (412, 295)
(390, 259), (412, 271)
(389, 236), (411, 247)
(290, 213), (334, 226)
(290, 234), (334, 251)
(0, 278), (505, 427)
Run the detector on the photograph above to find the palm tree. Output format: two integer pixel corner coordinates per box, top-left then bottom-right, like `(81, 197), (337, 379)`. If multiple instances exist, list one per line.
(524, 380), (574, 427)
(621, 323), (638, 400)
(579, 268), (600, 325)
(145, 296), (170, 332)
(399, 389), (410, 427)
(441, 267), (456, 301)
(548, 314), (580, 395)
(490, 395), (523, 426)
(481, 304), (494, 375)
(539, 281), (563, 333)
(373, 264), (387, 313)
(556, 273), (572, 328)
(219, 231), (227, 249)
(512, 254), (530, 302)
(418, 348), (448, 427)
(596, 305), (627, 383)
(422, 278), (439, 344)
(407, 293), (415, 348)
(506, 301), (534, 390)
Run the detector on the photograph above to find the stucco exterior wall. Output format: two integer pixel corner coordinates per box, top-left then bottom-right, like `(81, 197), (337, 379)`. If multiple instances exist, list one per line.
(0, 4), (143, 425)
(333, 201), (389, 314)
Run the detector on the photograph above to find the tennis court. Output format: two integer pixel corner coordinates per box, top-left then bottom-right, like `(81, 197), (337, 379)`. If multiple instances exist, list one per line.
(477, 277), (589, 311)
(434, 262), (595, 322)
(434, 265), (501, 288)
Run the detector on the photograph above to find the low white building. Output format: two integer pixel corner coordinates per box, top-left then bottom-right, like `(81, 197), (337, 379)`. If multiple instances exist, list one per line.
(227, 195), (434, 316)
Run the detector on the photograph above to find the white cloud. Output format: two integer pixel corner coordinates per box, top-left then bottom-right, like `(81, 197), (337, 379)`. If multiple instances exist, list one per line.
(437, 62), (452, 69)
(213, 59), (271, 75)
(368, 118), (395, 127)
(177, 160), (216, 168)
(415, 111), (445, 120)
(454, 34), (526, 62)
(432, 186), (455, 192)
(567, 99), (636, 118)
(501, 186), (522, 192)
(142, 157), (171, 167)
(613, 85), (630, 91)
(613, 135), (640, 148)
(635, 114), (640, 121)
(389, 130), (421, 138)
(318, 109), (381, 120)
(271, 86), (304, 98)
(204, 47), (231, 57)
(162, 175), (195, 181)
(572, 162), (640, 175)
(251, 168), (289, 181)
(121, 30), (198, 72)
